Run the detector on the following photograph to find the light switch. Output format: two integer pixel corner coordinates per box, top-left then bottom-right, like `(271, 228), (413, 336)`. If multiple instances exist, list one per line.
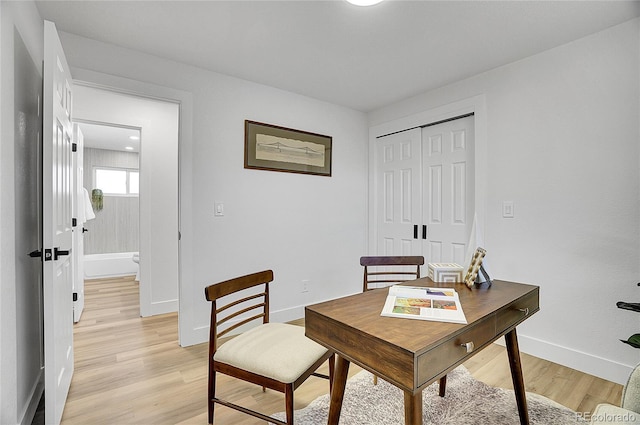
(214, 202), (224, 217)
(502, 201), (514, 218)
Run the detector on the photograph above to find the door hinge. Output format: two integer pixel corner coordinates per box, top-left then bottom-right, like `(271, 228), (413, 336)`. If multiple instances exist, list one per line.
(44, 249), (53, 262)
(72, 217), (77, 227)
(72, 142), (77, 152)
(73, 292), (78, 302)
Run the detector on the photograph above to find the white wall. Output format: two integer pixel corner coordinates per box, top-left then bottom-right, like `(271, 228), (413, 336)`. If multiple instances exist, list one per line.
(58, 32), (369, 346)
(370, 18), (640, 384)
(0, 3), (45, 424)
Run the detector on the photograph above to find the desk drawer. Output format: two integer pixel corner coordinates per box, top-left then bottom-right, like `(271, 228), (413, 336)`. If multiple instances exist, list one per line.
(496, 291), (539, 334)
(417, 317), (495, 388)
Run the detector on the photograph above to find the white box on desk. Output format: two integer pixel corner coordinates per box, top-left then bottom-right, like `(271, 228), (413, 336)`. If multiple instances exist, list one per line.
(428, 263), (464, 283)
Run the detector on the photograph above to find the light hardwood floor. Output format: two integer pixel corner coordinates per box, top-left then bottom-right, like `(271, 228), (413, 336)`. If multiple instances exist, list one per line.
(61, 275), (623, 424)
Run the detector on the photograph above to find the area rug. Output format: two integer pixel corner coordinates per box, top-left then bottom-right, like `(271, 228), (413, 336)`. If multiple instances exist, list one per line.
(271, 366), (586, 424)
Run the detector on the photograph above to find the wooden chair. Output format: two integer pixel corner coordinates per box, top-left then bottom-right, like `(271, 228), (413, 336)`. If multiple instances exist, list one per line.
(360, 255), (425, 292)
(359, 256), (447, 396)
(204, 270), (335, 425)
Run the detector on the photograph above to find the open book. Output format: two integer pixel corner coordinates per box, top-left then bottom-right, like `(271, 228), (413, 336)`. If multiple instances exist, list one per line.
(380, 285), (467, 324)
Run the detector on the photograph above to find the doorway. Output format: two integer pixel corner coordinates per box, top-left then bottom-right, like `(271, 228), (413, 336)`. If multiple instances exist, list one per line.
(72, 85), (180, 318)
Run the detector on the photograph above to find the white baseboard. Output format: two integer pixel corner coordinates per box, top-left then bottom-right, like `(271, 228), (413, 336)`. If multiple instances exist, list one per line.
(497, 333), (634, 385)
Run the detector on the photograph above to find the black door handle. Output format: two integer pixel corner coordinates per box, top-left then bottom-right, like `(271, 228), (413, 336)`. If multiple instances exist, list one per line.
(82, 227), (89, 233)
(29, 250), (42, 258)
(54, 247), (71, 260)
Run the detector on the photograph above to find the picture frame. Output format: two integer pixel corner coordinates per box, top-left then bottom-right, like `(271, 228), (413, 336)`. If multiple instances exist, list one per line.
(464, 247), (487, 288)
(244, 120), (332, 177)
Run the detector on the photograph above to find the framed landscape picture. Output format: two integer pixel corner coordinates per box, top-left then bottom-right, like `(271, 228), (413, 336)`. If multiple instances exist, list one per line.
(244, 120), (332, 176)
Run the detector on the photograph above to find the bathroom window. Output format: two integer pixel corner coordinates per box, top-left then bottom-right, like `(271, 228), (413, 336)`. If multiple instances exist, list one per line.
(94, 167), (139, 196)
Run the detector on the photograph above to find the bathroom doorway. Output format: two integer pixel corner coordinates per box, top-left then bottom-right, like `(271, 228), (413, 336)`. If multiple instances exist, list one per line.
(76, 121), (142, 283)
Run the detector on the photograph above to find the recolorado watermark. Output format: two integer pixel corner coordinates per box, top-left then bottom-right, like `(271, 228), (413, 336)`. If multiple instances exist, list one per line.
(576, 411), (638, 422)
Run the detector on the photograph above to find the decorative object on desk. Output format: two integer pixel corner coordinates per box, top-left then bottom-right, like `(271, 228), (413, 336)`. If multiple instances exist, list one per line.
(428, 263), (464, 283)
(464, 247), (486, 288)
(463, 214), (492, 286)
(91, 188), (103, 211)
(245, 120), (332, 176)
(476, 262), (493, 287)
(270, 365), (585, 425)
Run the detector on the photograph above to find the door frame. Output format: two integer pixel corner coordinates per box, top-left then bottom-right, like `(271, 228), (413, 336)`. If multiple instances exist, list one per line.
(69, 67), (195, 346)
(367, 94), (488, 256)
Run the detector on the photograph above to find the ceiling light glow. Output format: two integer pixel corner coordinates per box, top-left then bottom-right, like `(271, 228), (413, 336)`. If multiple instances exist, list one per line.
(346, 0), (384, 6)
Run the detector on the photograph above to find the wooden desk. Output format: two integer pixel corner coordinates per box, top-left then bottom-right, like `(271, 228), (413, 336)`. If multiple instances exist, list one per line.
(305, 278), (539, 425)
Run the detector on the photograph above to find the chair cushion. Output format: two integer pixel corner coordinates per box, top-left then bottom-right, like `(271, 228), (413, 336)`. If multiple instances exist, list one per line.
(214, 322), (329, 383)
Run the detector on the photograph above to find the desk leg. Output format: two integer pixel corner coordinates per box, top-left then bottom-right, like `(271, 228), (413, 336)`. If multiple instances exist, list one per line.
(403, 391), (422, 425)
(327, 355), (350, 425)
(505, 328), (529, 425)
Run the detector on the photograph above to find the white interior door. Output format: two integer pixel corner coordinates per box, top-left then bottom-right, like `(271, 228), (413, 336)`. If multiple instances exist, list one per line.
(421, 115), (475, 264)
(373, 116), (475, 265)
(43, 20), (74, 425)
(72, 124), (85, 323)
(374, 128), (422, 255)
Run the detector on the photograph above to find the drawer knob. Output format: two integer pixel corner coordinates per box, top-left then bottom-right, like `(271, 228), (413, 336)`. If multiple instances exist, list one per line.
(518, 308), (529, 316)
(460, 341), (474, 353)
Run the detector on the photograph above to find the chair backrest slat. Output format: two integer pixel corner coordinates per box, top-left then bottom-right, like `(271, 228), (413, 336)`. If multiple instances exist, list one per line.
(217, 313), (266, 339)
(217, 301), (267, 327)
(205, 270), (273, 301)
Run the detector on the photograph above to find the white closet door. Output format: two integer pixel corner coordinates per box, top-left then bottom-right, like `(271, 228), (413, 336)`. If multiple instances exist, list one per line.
(421, 115), (475, 264)
(374, 128), (422, 256)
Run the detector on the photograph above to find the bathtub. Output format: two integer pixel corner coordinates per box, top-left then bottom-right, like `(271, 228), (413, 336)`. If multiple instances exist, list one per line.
(84, 252), (138, 279)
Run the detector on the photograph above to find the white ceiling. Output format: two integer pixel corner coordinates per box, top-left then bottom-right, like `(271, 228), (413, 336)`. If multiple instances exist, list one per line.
(36, 0), (640, 112)
(77, 122), (140, 152)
